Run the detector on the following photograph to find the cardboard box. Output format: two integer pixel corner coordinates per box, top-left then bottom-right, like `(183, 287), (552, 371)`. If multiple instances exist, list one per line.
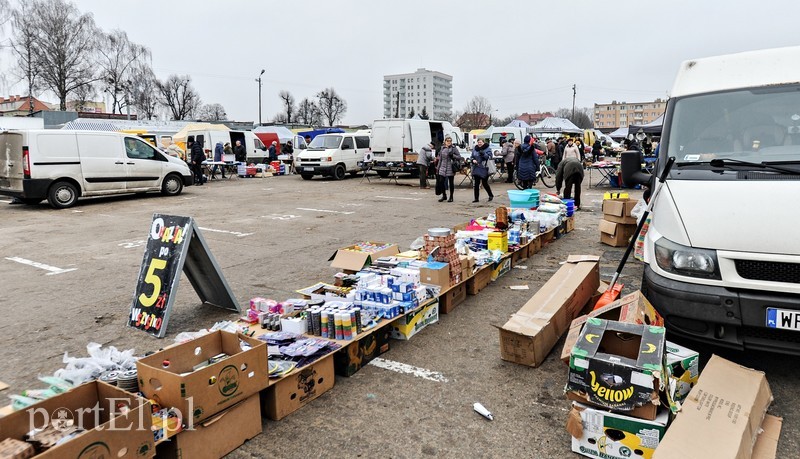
(390, 299), (439, 340)
(137, 331), (268, 424)
(603, 198), (638, 224)
(439, 281), (467, 314)
(599, 219), (637, 247)
(0, 381), (154, 458)
(561, 291), (663, 364)
(490, 254), (512, 281)
(567, 319), (666, 413)
(499, 255), (600, 367)
(565, 390), (660, 422)
(488, 231), (508, 252)
(567, 401), (669, 459)
(157, 394), (261, 459)
(653, 355), (773, 459)
(335, 323), (391, 377)
(467, 264), (492, 295)
(329, 242), (399, 272)
(419, 262), (450, 289)
(263, 353), (335, 420)
(665, 341), (699, 405)
(565, 215), (575, 232)
(752, 415), (782, 459)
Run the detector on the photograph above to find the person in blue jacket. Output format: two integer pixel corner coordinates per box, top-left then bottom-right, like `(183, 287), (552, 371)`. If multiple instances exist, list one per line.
(212, 141), (226, 178)
(515, 135), (540, 189)
(470, 138), (494, 202)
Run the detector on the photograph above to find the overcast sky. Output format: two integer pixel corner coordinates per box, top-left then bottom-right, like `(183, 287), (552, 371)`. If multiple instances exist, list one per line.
(4, 0), (800, 124)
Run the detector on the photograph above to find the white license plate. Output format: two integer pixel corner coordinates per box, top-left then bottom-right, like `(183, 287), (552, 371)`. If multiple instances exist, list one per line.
(766, 308), (800, 331)
(303, 167), (314, 172)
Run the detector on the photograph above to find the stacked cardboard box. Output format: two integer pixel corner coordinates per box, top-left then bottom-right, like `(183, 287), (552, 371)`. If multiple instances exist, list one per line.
(600, 198), (638, 247)
(424, 233), (461, 286)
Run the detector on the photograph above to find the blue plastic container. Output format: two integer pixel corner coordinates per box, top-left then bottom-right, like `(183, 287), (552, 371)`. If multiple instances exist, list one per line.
(508, 189), (540, 209)
(563, 198), (575, 216)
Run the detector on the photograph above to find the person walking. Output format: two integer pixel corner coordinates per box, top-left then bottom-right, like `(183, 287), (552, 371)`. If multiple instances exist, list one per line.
(268, 141), (278, 162)
(417, 142), (434, 189)
(470, 138), (494, 202)
(190, 140), (206, 186)
(501, 137), (515, 183)
(563, 138), (582, 162)
(556, 157), (585, 210)
(233, 140), (246, 162)
(436, 136), (458, 202)
(516, 135), (537, 189)
(212, 141), (226, 178)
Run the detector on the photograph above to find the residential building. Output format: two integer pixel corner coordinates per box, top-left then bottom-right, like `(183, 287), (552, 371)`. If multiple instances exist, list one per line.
(0, 95), (50, 116)
(455, 113), (490, 131)
(593, 98), (666, 129)
(517, 112), (554, 125)
(383, 68), (452, 120)
(65, 100), (107, 114)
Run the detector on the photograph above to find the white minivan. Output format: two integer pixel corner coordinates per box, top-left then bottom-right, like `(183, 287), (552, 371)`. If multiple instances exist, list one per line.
(638, 46), (800, 354)
(295, 132), (371, 180)
(369, 119), (466, 177)
(0, 130), (193, 208)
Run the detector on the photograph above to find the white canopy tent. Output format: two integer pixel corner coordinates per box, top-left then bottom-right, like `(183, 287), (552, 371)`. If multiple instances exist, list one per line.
(530, 117), (583, 135)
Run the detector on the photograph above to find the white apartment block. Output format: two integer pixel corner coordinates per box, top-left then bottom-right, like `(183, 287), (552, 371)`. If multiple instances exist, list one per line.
(594, 98), (667, 129)
(383, 68), (452, 120)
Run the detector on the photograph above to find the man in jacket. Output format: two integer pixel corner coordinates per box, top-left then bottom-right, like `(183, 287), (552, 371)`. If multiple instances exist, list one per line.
(190, 140), (206, 185)
(500, 137), (515, 183)
(234, 140), (246, 162)
(556, 157), (585, 210)
(213, 141), (226, 178)
(268, 141), (278, 162)
(416, 142), (434, 189)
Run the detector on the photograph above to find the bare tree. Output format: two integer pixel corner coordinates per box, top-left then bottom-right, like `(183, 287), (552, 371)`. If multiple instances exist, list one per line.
(297, 98), (321, 125)
(496, 113), (521, 127)
(10, 2), (40, 115)
(463, 96), (493, 118)
(97, 30), (151, 114)
(128, 63), (159, 120)
(28, 0), (99, 111)
(316, 87), (347, 126)
(272, 113), (288, 123)
(278, 90), (296, 124)
(434, 110), (453, 122)
(157, 75), (201, 120)
(197, 103), (227, 121)
(69, 82), (97, 112)
(555, 107), (593, 129)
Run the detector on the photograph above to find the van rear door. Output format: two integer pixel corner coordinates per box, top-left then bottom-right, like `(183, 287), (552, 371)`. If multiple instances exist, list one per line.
(78, 133), (127, 192)
(0, 131), (24, 193)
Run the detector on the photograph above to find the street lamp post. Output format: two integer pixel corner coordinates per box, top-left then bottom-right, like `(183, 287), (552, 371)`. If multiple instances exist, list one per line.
(256, 69), (265, 125)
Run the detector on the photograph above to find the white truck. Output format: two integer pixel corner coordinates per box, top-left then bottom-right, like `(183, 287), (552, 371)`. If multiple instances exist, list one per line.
(185, 129), (267, 163)
(634, 46), (800, 354)
(369, 119), (466, 177)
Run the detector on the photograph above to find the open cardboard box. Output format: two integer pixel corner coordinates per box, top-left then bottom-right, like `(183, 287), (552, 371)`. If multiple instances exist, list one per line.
(0, 381), (154, 458)
(566, 319), (667, 416)
(137, 331), (268, 424)
(498, 255), (600, 367)
(653, 355), (775, 459)
(602, 198), (638, 224)
(599, 219), (638, 247)
(329, 242), (399, 272)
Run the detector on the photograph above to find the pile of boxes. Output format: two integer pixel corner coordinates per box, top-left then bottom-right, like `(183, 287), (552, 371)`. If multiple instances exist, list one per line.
(424, 232), (462, 286)
(599, 197), (639, 247)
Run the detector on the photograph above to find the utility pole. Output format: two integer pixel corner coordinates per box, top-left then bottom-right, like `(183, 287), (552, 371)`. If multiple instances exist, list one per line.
(572, 84), (577, 121)
(256, 69), (265, 125)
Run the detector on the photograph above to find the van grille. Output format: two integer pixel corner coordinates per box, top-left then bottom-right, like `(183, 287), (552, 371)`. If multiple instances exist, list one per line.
(741, 326), (800, 345)
(734, 260), (800, 284)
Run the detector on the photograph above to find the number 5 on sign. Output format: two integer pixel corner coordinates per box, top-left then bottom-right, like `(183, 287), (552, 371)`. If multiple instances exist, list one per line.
(139, 258), (167, 307)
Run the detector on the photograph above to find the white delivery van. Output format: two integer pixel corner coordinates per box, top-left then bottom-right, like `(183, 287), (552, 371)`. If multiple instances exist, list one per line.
(639, 46), (800, 354)
(186, 130), (267, 163)
(0, 130), (193, 208)
(295, 132), (370, 180)
(369, 119), (466, 177)
(483, 126), (527, 158)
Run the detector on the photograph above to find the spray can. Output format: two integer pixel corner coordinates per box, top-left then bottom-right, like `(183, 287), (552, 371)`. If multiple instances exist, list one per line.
(342, 312), (352, 340)
(312, 310), (321, 336)
(353, 308), (362, 334)
(334, 313), (343, 340)
(321, 311), (329, 338)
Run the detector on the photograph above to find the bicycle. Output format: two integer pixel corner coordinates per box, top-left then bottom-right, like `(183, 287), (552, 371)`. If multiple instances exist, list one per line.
(514, 162), (556, 189)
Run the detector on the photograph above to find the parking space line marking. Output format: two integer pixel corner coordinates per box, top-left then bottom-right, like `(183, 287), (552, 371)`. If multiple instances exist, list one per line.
(198, 227), (253, 237)
(0, 200), (11, 204)
(4, 257), (77, 275)
(296, 207), (354, 215)
(368, 358), (448, 383)
(374, 195), (421, 201)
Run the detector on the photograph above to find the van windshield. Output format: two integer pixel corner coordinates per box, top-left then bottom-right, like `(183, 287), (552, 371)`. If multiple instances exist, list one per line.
(491, 133), (515, 144)
(667, 85), (800, 171)
(308, 135), (341, 150)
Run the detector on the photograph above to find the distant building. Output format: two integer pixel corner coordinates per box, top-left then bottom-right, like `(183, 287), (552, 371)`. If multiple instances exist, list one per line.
(383, 68), (452, 120)
(593, 99), (666, 129)
(0, 95), (50, 116)
(65, 100), (107, 114)
(455, 113), (490, 131)
(517, 112), (553, 125)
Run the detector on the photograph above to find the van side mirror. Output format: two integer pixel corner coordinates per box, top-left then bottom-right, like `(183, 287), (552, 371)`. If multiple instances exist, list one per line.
(261, 146), (267, 151)
(620, 151), (651, 187)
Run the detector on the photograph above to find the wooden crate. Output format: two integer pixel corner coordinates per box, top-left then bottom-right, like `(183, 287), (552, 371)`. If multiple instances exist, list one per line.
(511, 244), (529, 266)
(439, 281), (467, 314)
(541, 229), (555, 245)
(530, 236), (543, 255)
(466, 264), (492, 295)
(565, 216), (575, 233)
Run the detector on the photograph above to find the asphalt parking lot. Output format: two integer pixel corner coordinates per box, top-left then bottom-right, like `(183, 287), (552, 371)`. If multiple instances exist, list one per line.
(0, 172), (796, 458)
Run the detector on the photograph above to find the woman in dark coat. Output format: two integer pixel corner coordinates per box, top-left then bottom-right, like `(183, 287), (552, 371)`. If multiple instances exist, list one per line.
(470, 138), (494, 202)
(515, 135), (538, 189)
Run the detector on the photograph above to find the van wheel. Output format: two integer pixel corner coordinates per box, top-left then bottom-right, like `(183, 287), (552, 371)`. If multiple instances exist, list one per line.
(47, 181), (79, 209)
(301, 174), (314, 180)
(333, 164), (346, 180)
(161, 174), (184, 196)
(377, 170), (390, 178)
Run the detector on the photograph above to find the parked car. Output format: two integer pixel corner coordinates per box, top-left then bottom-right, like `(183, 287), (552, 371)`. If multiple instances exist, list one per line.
(295, 132), (371, 180)
(0, 129), (193, 208)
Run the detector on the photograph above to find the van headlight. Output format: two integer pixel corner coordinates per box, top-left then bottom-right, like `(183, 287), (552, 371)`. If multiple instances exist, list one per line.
(654, 237), (720, 279)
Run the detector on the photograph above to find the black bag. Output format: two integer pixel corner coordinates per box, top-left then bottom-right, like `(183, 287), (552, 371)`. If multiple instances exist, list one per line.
(451, 152), (464, 172)
(435, 176), (443, 196)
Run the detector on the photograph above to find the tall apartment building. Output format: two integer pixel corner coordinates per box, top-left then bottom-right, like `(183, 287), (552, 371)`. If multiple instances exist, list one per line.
(593, 98), (666, 129)
(383, 68), (452, 120)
